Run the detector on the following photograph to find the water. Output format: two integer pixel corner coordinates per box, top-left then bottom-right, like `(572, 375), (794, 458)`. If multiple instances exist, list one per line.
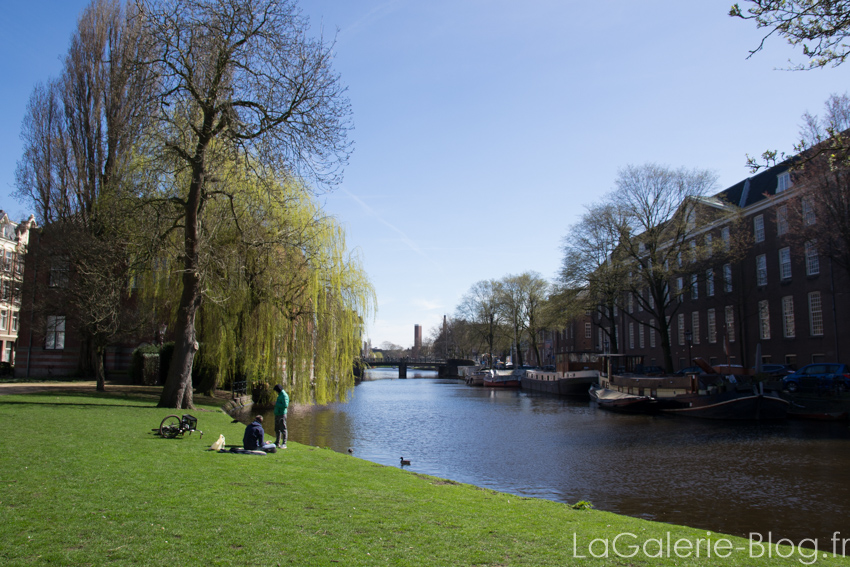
(245, 368), (850, 548)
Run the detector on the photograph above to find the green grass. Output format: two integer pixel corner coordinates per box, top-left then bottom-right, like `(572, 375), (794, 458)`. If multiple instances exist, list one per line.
(0, 391), (846, 566)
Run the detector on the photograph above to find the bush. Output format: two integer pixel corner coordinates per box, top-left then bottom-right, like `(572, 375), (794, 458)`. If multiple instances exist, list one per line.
(128, 344), (160, 385)
(251, 381), (276, 408)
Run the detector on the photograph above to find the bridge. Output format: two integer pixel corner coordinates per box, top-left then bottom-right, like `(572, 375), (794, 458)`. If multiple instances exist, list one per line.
(361, 357), (475, 378)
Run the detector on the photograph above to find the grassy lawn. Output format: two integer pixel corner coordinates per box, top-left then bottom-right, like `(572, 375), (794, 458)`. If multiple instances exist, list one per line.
(0, 390), (846, 566)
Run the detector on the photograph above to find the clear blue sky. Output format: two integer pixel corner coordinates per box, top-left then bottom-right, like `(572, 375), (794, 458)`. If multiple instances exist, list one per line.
(1, 1), (848, 348)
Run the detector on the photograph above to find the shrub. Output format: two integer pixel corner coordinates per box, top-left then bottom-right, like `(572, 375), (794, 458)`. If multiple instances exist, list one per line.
(251, 381), (276, 408)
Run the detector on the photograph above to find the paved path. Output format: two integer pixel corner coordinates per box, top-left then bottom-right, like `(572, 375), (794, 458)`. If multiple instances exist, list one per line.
(0, 381), (102, 395)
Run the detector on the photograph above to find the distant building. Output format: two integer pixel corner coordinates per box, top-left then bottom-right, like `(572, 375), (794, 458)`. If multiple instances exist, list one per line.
(413, 324), (422, 357)
(0, 213), (36, 367)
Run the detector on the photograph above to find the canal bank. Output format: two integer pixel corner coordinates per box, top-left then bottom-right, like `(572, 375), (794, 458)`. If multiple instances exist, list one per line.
(1, 389), (844, 566)
(234, 369), (850, 551)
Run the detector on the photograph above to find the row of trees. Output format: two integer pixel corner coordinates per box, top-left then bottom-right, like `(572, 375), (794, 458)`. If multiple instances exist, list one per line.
(15, 0), (374, 407)
(423, 272), (553, 368)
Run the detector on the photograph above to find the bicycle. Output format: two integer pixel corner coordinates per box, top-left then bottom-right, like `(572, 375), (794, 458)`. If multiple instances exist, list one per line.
(156, 414), (203, 439)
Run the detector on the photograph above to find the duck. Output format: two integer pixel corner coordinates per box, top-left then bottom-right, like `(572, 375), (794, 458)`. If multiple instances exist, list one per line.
(400, 457), (411, 467)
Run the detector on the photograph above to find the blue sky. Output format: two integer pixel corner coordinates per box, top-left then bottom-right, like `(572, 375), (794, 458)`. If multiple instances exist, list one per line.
(1, 1), (848, 348)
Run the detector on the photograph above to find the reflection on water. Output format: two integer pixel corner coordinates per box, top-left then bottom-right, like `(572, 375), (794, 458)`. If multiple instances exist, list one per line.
(238, 368), (850, 547)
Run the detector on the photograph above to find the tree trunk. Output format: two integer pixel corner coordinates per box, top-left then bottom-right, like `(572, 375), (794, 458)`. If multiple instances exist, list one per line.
(95, 344), (106, 392)
(158, 164), (204, 409)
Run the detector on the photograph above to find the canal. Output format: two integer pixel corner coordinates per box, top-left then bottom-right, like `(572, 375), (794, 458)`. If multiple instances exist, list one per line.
(248, 368), (850, 548)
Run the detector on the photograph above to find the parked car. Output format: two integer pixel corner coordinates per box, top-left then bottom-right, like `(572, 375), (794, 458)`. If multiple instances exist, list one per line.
(751, 363), (795, 378)
(782, 363), (850, 393)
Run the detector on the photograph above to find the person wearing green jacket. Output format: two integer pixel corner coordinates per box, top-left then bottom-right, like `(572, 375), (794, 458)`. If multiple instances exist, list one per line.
(273, 384), (289, 449)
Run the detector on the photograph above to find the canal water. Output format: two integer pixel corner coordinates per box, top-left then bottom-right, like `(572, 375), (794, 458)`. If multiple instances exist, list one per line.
(247, 368), (850, 548)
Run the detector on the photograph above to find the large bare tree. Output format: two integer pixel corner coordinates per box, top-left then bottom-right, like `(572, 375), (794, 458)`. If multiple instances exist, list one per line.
(608, 164), (719, 372)
(15, 0), (155, 390)
(139, 0), (353, 408)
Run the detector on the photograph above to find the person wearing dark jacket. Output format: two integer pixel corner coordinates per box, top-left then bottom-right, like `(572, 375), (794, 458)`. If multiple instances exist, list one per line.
(243, 415), (276, 452)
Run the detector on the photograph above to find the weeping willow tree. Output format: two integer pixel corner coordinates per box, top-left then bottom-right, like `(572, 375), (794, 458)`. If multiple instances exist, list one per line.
(140, 170), (374, 405)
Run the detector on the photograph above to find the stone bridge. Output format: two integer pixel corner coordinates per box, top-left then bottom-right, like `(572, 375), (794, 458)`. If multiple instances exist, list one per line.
(362, 358), (475, 378)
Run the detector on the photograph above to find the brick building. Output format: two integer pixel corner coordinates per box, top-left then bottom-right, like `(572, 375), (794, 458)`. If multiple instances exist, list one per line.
(562, 157), (849, 373)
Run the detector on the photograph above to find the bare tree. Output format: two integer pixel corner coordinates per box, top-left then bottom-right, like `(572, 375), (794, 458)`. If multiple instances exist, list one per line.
(456, 279), (505, 368)
(608, 164), (720, 372)
(730, 1), (850, 69)
(15, 0), (155, 390)
(139, 0), (353, 408)
(559, 203), (628, 354)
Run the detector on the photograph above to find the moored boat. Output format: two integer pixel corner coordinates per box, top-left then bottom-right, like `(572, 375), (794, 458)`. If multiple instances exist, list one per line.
(603, 369), (789, 420)
(482, 369), (522, 388)
(589, 384), (657, 413)
(522, 369), (599, 396)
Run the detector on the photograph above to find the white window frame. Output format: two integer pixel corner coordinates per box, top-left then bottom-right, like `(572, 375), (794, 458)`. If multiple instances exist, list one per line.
(758, 300), (771, 340)
(707, 308), (717, 343)
(777, 171), (792, 193)
(782, 296), (795, 339)
(691, 311), (700, 345)
(723, 263), (733, 292)
(754, 215), (765, 243)
(776, 205), (788, 236)
(756, 254), (767, 286)
(805, 241), (820, 276)
(809, 292), (824, 336)
(706, 268), (715, 297)
(779, 247), (792, 280)
(725, 306), (736, 343)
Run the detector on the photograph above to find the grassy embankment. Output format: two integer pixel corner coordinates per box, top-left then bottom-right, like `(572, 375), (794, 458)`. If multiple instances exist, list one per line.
(1, 389), (846, 566)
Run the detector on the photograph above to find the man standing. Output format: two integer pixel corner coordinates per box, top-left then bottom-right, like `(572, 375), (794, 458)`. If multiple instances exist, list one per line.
(273, 384), (289, 449)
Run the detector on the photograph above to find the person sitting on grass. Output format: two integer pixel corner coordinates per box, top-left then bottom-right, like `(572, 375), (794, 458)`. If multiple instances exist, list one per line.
(243, 415), (276, 452)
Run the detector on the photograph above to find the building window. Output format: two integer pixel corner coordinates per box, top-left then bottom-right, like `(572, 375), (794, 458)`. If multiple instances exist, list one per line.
(585, 322), (591, 339)
(705, 234), (713, 257)
(782, 296), (795, 338)
(779, 247), (792, 280)
(809, 292), (824, 336)
(639, 323), (645, 349)
(722, 227), (731, 251)
(777, 171), (792, 192)
(753, 215), (765, 243)
(3, 250), (11, 272)
(0, 310), (7, 332)
(706, 268), (715, 296)
(805, 241), (820, 275)
(802, 196), (816, 225)
(676, 277), (684, 303)
(691, 274), (698, 300)
(11, 311), (18, 332)
(629, 323), (635, 349)
(678, 313), (685, 346)
(776, 205), (788, 236)
(49, 256), (69, 288)
(707, 308), (717, 343)
(650, 321), (657, 348)
(758, 300), (771, 340)
(3, 341), (12, 363)
(756, 254), (767, 286)
(723, 264), (732, 292)
(725, 306), (736, 343)
(45, 316), (66, 350)
(691, 311), (700, 345)
(628, 293), (634, 314)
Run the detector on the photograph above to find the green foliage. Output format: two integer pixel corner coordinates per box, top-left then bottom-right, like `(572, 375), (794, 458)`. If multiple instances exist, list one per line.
(571, 500), (594, 510)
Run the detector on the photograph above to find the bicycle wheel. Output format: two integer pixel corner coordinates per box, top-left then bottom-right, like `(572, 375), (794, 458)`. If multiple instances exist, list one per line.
(159, 415), (181, 438)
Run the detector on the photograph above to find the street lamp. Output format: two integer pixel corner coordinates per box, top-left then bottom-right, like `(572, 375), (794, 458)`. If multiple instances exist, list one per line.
(684, 329), (693, 366)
